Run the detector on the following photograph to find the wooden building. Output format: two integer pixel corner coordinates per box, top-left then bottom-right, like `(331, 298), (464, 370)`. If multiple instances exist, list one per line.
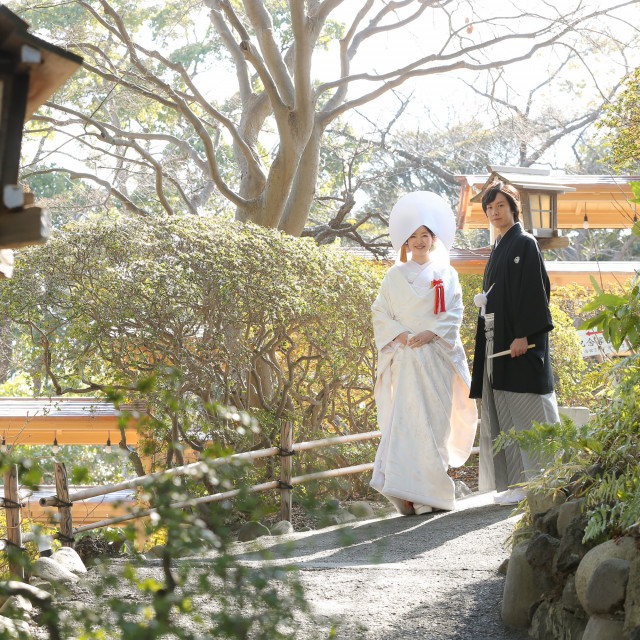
(0, 397), (141, 526)
(0, 397), (140, 448)
(453, 167), (640, 287)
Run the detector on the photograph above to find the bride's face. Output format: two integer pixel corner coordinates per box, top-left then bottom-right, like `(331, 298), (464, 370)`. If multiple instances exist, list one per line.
(406, 226), (434, 261)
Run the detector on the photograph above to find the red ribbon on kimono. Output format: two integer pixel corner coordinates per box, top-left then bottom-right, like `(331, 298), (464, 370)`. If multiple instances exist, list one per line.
(431, 279), (445, 314)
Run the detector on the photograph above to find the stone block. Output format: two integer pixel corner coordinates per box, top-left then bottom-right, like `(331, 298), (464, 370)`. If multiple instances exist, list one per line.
(582, 615), (625, 640)
(557, 500), (584, 538)
(502, 539), (544, 627)
(575, 537), (639, 612)
(584, 557), (630, 615)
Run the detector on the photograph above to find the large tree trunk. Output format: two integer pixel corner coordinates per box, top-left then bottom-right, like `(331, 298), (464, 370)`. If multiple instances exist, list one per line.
(279, 121), (324, 236)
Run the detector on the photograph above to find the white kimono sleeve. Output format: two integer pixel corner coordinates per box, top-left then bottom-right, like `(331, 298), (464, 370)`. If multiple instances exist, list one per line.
(371, 276), (411, 351)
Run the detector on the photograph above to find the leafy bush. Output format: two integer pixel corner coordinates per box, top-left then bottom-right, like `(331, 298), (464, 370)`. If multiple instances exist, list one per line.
(459, 274), (587, 407)
(0, 216), (381, 480)
(0, 414), (311, 639)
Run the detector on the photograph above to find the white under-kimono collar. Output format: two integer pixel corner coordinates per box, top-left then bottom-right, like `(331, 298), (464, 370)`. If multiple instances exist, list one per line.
(398, 259), (435, 282)
(397, 260), (441, 300)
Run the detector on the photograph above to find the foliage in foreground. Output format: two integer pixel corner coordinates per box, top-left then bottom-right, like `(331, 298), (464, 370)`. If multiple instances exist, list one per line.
(0, 406), (310, 639)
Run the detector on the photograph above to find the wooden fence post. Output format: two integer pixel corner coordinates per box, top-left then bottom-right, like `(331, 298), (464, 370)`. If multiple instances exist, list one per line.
(279, 420), (293, 522)
(3, 464), (23, 579)
(54, 462), (74, 547)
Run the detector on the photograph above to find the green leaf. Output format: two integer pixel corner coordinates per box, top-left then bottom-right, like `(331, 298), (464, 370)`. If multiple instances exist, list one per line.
(589, 274), (603, 295)
(71, 465), (90, 484)
(578, 312), (607, 330)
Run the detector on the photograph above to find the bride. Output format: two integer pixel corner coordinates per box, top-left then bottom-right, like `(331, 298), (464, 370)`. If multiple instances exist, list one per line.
(370, 191), (477, 515)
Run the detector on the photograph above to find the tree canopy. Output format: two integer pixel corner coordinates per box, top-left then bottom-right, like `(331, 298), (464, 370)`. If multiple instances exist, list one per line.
(11, 0), (640, 241)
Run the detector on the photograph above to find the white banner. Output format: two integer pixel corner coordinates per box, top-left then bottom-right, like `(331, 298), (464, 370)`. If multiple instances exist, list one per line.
(577, 329), (617, 358)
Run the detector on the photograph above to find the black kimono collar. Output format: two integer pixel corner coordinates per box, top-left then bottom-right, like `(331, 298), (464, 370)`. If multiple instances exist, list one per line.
(493, 221), (522, 248)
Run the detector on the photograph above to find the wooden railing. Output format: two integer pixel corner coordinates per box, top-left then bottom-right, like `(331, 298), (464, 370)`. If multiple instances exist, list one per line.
(1, 421), (481, 576)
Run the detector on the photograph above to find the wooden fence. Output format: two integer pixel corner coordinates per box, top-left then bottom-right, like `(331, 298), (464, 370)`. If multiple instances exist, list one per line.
(1, 422), (480, 577)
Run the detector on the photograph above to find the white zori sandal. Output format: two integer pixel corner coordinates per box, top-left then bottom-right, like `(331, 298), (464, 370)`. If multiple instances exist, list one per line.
(413, 504), (433, 515)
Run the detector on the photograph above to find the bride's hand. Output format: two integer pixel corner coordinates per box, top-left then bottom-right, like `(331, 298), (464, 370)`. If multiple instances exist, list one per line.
(396, 331), (409, 345)
(408, 330), (436, 348)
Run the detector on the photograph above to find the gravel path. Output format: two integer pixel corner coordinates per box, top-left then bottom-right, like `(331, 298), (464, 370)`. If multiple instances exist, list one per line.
(222, 491), (530, 640)
(54, 492), (529, 639)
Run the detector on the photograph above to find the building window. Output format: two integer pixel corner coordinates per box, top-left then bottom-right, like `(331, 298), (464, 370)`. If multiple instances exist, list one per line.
(529, 193), (552, 228)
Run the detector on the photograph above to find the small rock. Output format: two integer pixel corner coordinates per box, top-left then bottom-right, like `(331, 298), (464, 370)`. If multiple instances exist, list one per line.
(557, 499), (584, 537)
(624, 555), (640, 635)
(526, 531), (561, 592)
(0, 595), (32, 617)
(575, 536), (639, 612)
(558, 406), (591, 426)
(529, 599), (587, 640)
(144, 545), (167, 559)
(501, 539), (544, 627)
(51, 547), (87, 574)
(325, 498), (340, 510)
(325, 508), (356, 526)
(533, 504), (562, 538)
(454, 480), (472, 499)
(497, 558), (509, 575)
(32, 557), (79, 584)
(527, 488), (566, 517)
(562, 575), (585, 615)
(27, 578), (53, 595)
(585, 463), (605, 481)
(237, 521), (270, 542)
(0, 614), (30, 637)
(582, 615), (625, 640)
(347, 501), (375, 518)
(554, 515), (594, 578)
(271, 520), (294, 536)
(585, 558), (630, 615)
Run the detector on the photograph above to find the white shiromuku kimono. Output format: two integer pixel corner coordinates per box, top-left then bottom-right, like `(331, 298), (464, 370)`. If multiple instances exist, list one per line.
(370, 260), (477, 511)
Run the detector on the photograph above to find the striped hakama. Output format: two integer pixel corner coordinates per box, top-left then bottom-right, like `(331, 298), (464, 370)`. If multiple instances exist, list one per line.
(478, 313), (560, 493)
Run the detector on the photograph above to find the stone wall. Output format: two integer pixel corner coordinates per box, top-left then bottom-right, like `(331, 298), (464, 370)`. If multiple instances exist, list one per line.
(501, 490), (640, 640)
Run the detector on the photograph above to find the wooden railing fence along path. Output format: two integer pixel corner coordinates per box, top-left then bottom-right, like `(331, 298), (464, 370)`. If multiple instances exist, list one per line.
(0, 421), (481, 577)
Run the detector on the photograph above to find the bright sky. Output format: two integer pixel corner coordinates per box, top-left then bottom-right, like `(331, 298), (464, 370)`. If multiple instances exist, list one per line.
(307, 0), (640, 165)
